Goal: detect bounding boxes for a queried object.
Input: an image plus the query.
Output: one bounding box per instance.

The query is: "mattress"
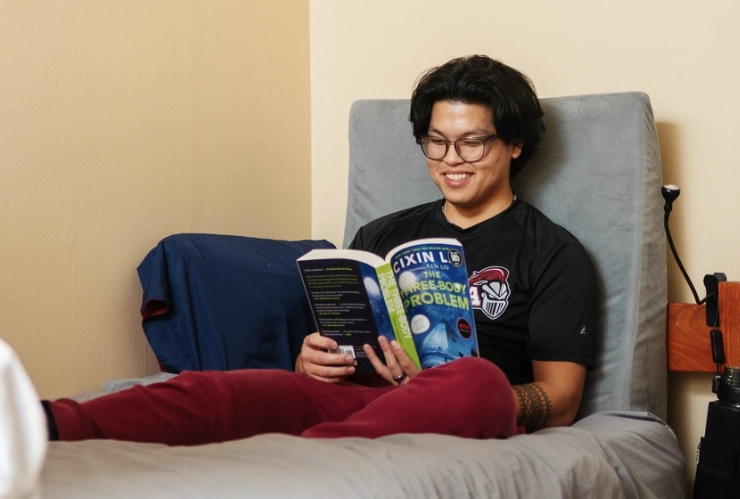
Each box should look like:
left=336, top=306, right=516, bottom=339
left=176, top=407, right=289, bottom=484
left=39, top=411, right=687, bottom=499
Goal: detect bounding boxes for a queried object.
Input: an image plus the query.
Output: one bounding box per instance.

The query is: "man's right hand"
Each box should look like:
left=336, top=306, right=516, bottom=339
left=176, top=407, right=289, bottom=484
left=295, top=332, right=356, bottom=383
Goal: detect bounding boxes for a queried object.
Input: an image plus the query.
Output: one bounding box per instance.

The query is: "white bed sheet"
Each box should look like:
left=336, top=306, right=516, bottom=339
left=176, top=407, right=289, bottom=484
left=39, top=411, right=687, bottom=499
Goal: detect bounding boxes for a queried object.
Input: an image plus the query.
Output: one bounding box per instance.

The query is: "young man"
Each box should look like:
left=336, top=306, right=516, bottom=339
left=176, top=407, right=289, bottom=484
left=44, top=55, right=596, bottom=444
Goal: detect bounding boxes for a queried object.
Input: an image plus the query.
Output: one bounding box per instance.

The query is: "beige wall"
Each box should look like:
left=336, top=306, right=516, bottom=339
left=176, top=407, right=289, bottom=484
left=310, top=0, right=740, bottom=485
left=0, top=0, right=311, bottom=398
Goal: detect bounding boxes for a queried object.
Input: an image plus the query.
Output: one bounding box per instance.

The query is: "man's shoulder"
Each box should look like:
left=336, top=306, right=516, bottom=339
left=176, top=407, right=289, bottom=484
left=514, top=201, right=583, bottom=248
left=511, top=201, right=595, bottom=286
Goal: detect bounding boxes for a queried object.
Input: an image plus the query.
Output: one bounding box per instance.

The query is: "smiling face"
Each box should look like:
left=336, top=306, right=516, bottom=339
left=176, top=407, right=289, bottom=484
left=426, top=100, right=522, bottom=228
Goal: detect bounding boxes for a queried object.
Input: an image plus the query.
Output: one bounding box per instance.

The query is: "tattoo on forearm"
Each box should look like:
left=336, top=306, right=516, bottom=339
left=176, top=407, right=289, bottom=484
left=514, top=383, right=552, bottom=431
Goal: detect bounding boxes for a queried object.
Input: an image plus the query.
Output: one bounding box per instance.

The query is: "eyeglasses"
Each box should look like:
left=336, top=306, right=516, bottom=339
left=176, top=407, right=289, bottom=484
left=419, top=134, right=498, bottom=162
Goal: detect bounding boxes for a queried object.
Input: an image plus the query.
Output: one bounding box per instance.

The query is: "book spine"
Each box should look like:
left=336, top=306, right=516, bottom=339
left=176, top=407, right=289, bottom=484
left=376, top=262, right=421, bottom=370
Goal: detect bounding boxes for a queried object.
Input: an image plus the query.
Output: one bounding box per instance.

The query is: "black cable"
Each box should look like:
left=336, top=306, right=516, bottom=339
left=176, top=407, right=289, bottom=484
left=664, top=216, right=703, bottom=305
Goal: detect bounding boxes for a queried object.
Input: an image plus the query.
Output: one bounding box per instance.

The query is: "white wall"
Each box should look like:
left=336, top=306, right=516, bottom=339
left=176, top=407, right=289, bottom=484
left=310, top=0, right=740, bottom=485
left=0, top=0, right=311, bottom=398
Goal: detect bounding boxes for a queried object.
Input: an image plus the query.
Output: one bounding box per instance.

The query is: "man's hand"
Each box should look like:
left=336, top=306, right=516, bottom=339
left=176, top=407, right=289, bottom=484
left=363, top=336, right=421, bottom=386
left=295, top=332, right=356, bottom=383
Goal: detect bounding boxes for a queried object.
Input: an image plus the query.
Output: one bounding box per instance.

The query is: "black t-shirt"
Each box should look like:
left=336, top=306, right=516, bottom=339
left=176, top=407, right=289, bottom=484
left=349, top=198, right=597, bottom=385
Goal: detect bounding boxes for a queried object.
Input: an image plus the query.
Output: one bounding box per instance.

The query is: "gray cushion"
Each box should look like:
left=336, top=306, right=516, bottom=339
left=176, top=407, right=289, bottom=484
left=344, top=93, right=667, bottom=420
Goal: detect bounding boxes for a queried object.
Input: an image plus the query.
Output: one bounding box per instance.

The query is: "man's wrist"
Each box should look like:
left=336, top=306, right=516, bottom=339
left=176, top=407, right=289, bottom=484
left=513, top=383, right=552, bottom=431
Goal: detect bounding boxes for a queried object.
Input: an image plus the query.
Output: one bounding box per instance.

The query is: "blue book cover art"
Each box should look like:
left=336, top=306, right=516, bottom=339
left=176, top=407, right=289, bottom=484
left=388, top=239, right=478, bottom=369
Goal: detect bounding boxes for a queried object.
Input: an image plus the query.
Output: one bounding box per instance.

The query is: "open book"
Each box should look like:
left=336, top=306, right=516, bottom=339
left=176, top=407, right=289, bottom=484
left=297, top=238, right=478, bottom=371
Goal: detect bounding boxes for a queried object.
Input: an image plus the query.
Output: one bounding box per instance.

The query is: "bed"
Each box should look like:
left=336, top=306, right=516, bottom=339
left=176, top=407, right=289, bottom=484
left=9, top=92, right=689, bottom=498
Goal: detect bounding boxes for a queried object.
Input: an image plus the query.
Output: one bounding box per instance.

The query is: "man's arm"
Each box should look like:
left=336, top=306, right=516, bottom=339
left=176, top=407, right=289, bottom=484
left=512, top=360, right=586, bottom=431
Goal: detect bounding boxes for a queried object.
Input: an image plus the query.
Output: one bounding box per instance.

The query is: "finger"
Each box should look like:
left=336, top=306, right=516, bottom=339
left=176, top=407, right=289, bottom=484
left=376, top=337, right=410, bottom=385
left=308, top=350, right=356, bottom=372
left=390, top=340, right=421, bottom=379
left=313, top=364, right=356, bottom=382
left=377, top=336, right=401, bottom=370
left=363, top=344, right=393, bottom=383
left=320, top=350, right=356, bottom=366
left=304, top=357, right=356, bottom=382
left=304, top=332, right=337, bottom=352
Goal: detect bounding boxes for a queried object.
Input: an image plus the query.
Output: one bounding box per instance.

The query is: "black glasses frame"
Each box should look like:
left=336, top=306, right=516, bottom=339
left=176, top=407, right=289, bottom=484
left=419, top=134, right=498, bottom=162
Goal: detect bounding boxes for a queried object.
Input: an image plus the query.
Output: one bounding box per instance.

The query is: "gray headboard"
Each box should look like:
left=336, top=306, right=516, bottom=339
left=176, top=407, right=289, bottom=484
left=344, top=93, right=667, bottom=420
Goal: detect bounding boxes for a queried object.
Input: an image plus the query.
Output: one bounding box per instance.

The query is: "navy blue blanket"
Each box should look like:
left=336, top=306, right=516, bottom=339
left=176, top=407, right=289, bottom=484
left=137, top=234, right=335, bottom=373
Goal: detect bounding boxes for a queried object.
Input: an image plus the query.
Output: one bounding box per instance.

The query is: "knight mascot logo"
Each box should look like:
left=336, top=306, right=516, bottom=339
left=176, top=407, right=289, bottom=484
left=469, top=266, right=511, bottom=320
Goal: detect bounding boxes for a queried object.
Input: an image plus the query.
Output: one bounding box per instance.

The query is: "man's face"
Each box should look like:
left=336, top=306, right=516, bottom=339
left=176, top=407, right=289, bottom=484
left=425, top=100, right=522, bottom=221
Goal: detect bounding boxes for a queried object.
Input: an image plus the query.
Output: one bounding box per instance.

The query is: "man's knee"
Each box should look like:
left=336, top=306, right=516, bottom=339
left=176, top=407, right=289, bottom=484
left=414, top=357, right=517, bottom=438
left=445, top=357, right=510, bottom=389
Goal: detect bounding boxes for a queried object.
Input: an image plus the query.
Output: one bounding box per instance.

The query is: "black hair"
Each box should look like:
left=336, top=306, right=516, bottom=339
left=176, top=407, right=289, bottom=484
left=409, top=55, right=545, bottom=177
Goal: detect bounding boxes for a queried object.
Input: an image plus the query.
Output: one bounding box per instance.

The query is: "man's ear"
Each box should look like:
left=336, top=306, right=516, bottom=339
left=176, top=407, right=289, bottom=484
left=510, top=142, right=523, bottom=159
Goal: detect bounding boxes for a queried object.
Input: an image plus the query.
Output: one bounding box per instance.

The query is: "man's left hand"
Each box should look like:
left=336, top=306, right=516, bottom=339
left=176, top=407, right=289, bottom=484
left=363, top=336, right=421, bottom=386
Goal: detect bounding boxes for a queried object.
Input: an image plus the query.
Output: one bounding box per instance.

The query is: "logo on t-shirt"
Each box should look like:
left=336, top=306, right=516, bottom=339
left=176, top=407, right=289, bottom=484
left=469, top=266, right=511, bottom=320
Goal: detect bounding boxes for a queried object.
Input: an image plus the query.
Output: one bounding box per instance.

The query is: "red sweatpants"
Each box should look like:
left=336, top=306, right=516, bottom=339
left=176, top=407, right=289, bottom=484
left=48, top=357, right=517, bottom=446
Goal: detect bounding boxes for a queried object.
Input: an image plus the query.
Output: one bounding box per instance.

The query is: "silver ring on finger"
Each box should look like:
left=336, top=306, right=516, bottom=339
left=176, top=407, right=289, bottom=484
left=392, top=372, right=407, bottom=383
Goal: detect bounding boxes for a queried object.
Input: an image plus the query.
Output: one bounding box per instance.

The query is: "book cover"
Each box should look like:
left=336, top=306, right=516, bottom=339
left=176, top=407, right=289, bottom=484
left=387, top=239, right=478, bottom=369
left=297, top=238, right=477, bottom=372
